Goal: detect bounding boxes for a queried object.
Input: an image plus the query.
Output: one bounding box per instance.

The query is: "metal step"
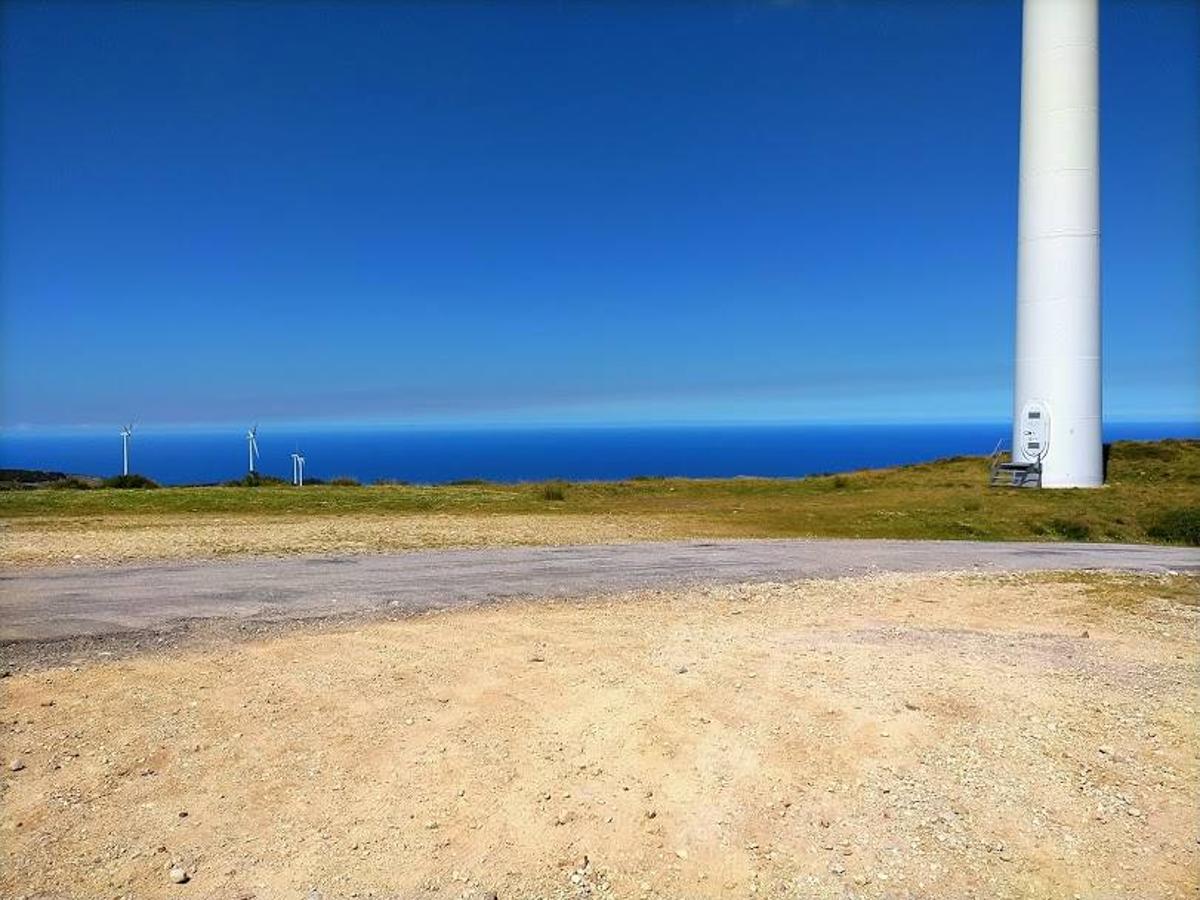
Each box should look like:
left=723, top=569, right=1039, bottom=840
left=987, top=445, right=1042, bottom=488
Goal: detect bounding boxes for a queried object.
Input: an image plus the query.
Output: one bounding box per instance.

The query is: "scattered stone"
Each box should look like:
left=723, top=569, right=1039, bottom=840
left=904, top=700, right=920, bottom=711
left=529, top=654, right=546, bottom=663
left=830, top=862, right=845, bottom=876
left=169, top=866, right=189, bottom=884
left=307, top=891, right=324, bottom=900
left=645, top=809, right=657, bottom=819
left=675, top=848, right=688, bottom=860
left=675, top=665, right=688, bottom=674
left=1081, top=630, right=1089, bottom=638
left=1098, top=745, right=1114, bottom=755
left=8, top=759, right=25, bottom=772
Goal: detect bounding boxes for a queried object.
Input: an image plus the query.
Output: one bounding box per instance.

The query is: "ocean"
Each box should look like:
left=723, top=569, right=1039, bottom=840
left=1, top=422, right=1195, bottom=486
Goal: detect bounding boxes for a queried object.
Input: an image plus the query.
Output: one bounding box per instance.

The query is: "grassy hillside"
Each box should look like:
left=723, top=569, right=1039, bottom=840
left=1, top=439, right=1197, bottom=546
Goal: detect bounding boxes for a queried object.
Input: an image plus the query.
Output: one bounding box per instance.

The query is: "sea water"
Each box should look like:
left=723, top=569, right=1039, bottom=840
left=1, top=422, right=1194, bottom=486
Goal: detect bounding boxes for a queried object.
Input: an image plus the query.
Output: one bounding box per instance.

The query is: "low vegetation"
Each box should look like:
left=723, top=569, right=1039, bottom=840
left=222, top=473, right=288, bottom=488
left=541, top=482, right=567, bottom=502
left=100, top=474, right=159, bottom=490
left=1, top=440, right=1197, bottom=549
left=1146, top=506, right=1200, bottom=547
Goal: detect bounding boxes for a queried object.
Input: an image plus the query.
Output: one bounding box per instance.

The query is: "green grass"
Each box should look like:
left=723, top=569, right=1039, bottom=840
left=2, top=439, right=1198, bottom=546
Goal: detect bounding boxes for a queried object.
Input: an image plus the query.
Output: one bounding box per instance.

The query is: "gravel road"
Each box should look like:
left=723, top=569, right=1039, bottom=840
left=2, top=538, right=1195, bottom=644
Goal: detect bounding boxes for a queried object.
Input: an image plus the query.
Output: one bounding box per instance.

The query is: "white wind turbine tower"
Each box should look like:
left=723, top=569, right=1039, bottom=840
left=291, top=449, right=306, bottom=486
left=1012, top=0, right=1102, bottom=487
left=246, top=425, right=260, bottom=474
left=119, top=423, right=134, bottom=476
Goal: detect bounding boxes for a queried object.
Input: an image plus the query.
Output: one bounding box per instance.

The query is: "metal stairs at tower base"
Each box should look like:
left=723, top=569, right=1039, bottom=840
left=988, top=441, right=1042, bottom=489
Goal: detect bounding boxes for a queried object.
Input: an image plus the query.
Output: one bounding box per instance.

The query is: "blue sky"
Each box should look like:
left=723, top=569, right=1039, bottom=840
left=2, top=0, right=1197, bottom=430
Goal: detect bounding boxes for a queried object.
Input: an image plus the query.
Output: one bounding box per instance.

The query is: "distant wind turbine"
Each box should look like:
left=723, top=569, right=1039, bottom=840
left=291, top=450, right=306, bottom=487
left=119, top=423, right=134, bottom=476
left=247, top=425, right=260, bottom=474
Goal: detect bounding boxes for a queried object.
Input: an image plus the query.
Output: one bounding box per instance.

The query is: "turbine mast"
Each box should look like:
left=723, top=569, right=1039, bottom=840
left=1013, top=0, right=1102, bottom=487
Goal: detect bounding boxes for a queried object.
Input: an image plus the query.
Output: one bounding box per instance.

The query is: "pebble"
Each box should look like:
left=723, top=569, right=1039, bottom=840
left=676, top=665, right=688, bottom=674
left=8, top=759, right=25, bottom=772
left=169, top=866, right=189, bottom=884
left=675, top=848, right=688, bottom=860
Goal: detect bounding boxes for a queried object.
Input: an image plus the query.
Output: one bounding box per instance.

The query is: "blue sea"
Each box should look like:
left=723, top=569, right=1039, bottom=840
left=1, top=423, right=1195, bottom=486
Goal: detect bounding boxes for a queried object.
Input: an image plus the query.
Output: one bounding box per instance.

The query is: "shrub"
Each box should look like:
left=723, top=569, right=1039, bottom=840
left=1046, top=517, right=1091, bottom=542
left=541, top=483, right=566, bottom=502
left=102, top=473, right=160, bottom=489
left=223, top=473, right=286, bottom=487
left=831, top=475, right=850, bottom=490
left=1146, top=507, right=1200, bottom=546
left=374, top=478, right=410, bottom=486
left=1, top=468, right=69, bottom=484
left=329, top=476, right=361, bottom=487
left=49, top=477, right=94, bottom=490
left=447, top=478, right=489, bottom=486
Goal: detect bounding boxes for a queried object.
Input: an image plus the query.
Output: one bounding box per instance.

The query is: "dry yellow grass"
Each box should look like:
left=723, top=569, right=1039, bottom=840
left=3, top=441, right=1198, bottom=567
left=0, top=512, right=689, bottom=567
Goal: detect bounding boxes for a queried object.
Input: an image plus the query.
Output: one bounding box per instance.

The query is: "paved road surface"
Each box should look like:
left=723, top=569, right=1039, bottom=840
left=2, top=539, right=1196, bottom=644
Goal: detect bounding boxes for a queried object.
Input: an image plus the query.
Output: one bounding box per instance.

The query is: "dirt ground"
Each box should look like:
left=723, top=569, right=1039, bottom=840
left=0, top=514, right=686, bottom=568
left=1, top=572, right=1197, bottom=900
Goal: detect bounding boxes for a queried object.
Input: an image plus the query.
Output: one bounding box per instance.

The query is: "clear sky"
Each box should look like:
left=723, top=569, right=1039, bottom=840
left=2, top=0, right=1197, bottom=430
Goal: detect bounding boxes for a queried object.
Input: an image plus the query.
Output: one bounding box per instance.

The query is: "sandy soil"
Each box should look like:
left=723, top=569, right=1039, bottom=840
left=1, top=572, right=1197, bottom=900
left=0, top=514, right=685, bottom=568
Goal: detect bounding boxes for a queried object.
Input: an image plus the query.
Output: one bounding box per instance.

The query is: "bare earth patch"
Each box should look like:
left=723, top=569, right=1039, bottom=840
left=0, top=513, right=686, bottom=567
left=1, top=572, right=1197, bottom=899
